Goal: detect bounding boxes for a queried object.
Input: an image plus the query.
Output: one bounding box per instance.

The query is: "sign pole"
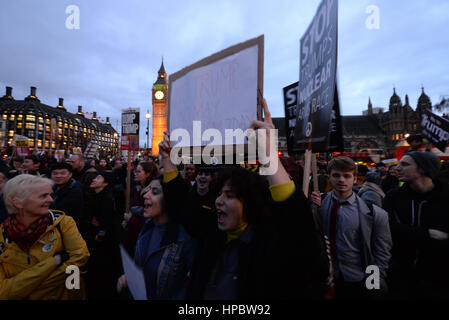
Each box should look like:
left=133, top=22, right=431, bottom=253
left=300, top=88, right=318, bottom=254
left=125, top=150, right=131, bottom=213
left=311, top=153, right=319, bottom=193
left=302, top=149, right=312, bottom=196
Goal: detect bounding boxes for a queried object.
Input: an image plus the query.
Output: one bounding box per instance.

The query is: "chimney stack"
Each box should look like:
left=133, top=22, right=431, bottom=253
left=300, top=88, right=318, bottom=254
left=1, top=86, right=14, bottom=100
left=77, top=105, right=84, bottom=117
left=57, top=98, right=66, bottom=110
left=25, top=86, right=40, bottom=101
left=106, top=117, right=110, bottom=125
left=93, top=112, right=97, bottom=120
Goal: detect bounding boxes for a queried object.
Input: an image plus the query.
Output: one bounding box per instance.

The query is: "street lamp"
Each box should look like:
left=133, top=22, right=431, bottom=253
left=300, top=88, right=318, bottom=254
left=145, top=110, right=151, bottom=151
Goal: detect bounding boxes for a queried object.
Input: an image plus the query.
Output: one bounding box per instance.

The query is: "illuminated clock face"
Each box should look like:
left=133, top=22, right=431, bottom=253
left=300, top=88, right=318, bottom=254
left=155, top=90, right=164, bottom=100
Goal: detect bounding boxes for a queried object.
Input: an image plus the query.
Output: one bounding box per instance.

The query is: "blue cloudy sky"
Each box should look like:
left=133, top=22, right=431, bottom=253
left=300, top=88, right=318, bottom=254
left=1, top=0, right=448, bottom=146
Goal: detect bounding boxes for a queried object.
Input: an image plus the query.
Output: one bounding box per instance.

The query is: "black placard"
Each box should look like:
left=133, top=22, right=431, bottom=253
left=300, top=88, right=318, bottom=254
left=420, top=109, right=449, bottom=152
left=293, top=0, right=338, bottom=152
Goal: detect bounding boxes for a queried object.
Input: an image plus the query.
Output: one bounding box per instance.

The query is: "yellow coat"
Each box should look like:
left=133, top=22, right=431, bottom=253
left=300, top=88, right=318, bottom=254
left=0, top=210, right=90, bottom=300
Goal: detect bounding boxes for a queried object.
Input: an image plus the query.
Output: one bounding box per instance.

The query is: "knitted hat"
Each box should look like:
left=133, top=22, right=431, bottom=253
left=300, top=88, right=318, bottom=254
left=97, top=171, right=115, bottom=185
left=406, top=151, right=441, bottom=180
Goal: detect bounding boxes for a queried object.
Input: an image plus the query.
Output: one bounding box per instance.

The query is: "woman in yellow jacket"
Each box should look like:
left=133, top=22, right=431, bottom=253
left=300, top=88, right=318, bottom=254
left=0, top=174, right=89, bottom=300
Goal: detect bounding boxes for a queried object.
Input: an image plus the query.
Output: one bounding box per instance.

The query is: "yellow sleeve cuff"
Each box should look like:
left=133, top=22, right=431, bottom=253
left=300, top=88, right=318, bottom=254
left=163, top=169, right=179, bottom=183
left=269, top=181, right=296, bottom=202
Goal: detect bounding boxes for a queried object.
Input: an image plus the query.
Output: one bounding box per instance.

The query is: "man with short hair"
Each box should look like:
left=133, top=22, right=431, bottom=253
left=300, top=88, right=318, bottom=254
left=189, top=166, right=216, bottom=214
left=67, top=154, right=89, bottom=181
left=383, top=151, right=449, bottom=298
left=49, top=162, right=84, bottom=231
left=21, top=155, right=40, bottom=175
left=406, top=134, right=424, bottom=152
left=184, top=164, right=197, bottom=191
left=375, top=162, right=387, bottom=178
left=320, top=156, right=392, bottom=299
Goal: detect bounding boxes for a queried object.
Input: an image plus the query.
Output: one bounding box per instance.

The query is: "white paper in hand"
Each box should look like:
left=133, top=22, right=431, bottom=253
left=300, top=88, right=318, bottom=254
left=120, top=245, right=148, bottom=300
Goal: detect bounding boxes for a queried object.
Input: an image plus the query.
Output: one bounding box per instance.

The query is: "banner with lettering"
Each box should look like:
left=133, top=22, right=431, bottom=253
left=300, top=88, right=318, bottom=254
left=293, top=0, right=339, bottom=152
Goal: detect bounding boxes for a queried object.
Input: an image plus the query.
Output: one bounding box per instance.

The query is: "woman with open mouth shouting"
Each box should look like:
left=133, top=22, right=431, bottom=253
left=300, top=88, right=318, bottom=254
left=157, top=99, right=330, bottom=300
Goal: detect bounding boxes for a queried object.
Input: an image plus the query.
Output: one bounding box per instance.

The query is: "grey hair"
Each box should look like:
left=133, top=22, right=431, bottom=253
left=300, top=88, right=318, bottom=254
left=3, top=174, right=54, bottom=215
left=71, top=154, right=85, bottom=161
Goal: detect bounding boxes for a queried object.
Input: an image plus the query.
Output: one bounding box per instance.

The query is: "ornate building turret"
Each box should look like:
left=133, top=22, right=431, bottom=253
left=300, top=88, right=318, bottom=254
left=389, top=88, right=402, bottom=113
left=367, top=97, right=373, bottom=115
left=416, top=87, right=432, bottom=117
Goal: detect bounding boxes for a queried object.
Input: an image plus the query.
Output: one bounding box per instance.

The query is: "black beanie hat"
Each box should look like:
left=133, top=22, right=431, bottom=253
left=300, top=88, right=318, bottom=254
left=98, top=171, right=115, bottom=186
left=406, top=151, right=441, bottom=180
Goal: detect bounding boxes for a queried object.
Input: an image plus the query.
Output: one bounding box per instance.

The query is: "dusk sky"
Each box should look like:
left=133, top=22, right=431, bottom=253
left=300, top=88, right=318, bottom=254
left=1, top=0, right=448, bottom=146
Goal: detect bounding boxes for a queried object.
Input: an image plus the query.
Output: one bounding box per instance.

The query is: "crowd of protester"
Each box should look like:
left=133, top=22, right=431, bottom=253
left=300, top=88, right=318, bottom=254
left=0, top=101, right=448, bottom=300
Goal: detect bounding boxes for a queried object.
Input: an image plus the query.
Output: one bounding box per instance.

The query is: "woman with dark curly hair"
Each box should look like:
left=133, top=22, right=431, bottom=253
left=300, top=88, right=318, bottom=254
left=158, top=99, right=329, bottom=300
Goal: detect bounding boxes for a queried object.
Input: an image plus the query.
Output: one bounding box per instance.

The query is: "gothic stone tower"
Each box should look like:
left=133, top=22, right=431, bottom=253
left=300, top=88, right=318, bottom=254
left=151, top=59, right=168, bottom=156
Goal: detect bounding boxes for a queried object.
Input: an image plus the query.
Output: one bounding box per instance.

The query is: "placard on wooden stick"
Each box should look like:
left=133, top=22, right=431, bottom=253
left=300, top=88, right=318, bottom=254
left=168, top=35, right=264, bottom=163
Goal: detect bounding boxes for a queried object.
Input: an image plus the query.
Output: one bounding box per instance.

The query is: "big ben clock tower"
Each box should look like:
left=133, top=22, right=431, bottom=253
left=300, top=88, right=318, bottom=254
left=151, top=59, right=168, bottom=156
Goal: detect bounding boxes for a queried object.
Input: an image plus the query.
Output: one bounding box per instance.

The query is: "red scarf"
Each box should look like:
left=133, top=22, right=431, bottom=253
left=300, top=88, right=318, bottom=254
left=3, top=214, right=50, bottom=252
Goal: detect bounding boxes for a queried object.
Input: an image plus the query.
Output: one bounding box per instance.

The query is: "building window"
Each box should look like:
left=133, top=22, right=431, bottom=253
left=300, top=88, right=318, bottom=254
left=8, top=130, right=14, bottom=137
left=46, top=126, right=50, bottom=132
left=38, top=117, right=43, bottom=123
left=17, top=122, right=23, bottom=129
left=18, top=114, right=23, bottom=121
left=58, top=128, right=62, bottom=135
left=38, top=140, right=42, bottom=147
left=46, top=118, right=51, bottom=125
left=9, top=114, right=15, bottom=121
left=2, top=114, right=7, bottom=120
left=26, top=115, right=35, bottom=122
left=26, top=123, right=35, bottom=130
left=38, top=124, right=44, bottom=131
left=45, top=141, right=49, bottom=148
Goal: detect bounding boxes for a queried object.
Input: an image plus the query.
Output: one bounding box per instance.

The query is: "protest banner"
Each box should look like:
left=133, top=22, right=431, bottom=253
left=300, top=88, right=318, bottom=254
left=283, top=81, right=299, bottom=155
left=292, top=0, right=339, bottom=194
left=121, top=108, right=140, bottom=151
left=55, top=149, right=65, bottom=161
left=16, top=147, right=30, bottom=157
left=122, top=108, right=140, bottom=212
left=0, top=120, right=6, bottom=147
left=168, top=35, right=264, bottom=164
left=84, top=140, right=99, bottom=159
left=119, top=245, right=147, bottom=300
left=294, top=0, right=339, bottom=153
left=327, top=83, right=344, bottom=152
left=420, top=109, right=449, bottom=152
left=73, top=147, right=82, bottom=155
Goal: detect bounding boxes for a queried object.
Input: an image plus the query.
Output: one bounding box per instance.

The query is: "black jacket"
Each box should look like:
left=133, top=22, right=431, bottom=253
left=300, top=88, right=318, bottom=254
left=383, top=180, right=449, bottom=289
left=164, top=174, right=329, bottom=300
left=49, top=178, right=84, bottom=227
left=87, top=187, right=117, bottom=243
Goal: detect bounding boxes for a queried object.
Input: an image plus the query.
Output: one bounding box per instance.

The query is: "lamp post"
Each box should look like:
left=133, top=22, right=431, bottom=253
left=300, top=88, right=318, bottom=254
left=145, top=110, right=151, bottom=151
